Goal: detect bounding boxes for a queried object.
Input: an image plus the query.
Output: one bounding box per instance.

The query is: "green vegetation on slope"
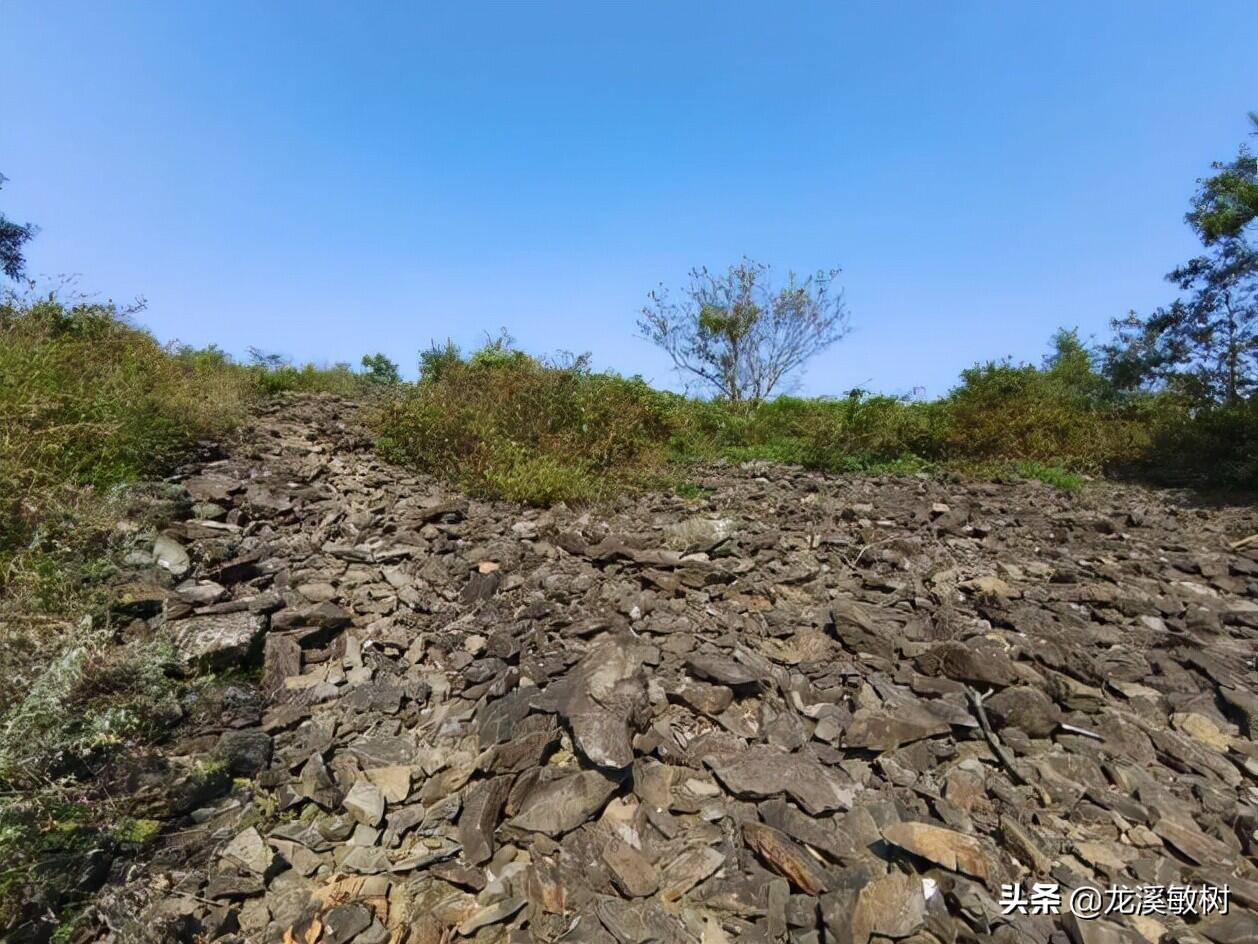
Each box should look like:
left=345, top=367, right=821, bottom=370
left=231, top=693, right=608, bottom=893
left=0, top=295, right=386, bottom=931
left=371, top=341, right=676, bottom=505
left=366, top=327, right=1257, bottom=505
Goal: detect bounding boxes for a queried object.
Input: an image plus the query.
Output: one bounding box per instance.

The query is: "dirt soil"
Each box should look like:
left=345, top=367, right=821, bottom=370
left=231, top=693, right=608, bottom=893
left=62, top=394, right=1258, bottom=943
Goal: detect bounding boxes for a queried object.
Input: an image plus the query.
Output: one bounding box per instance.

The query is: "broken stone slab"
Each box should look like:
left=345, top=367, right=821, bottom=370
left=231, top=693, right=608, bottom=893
left=559, top=634, right=651, bottom=770
left=220, top=827, right=274, bottom=876
left=658, top=844, right=724, bottom=902
left=843, top=704, right=952, bottom=752
left=663, top=516, right=737, bottom=553
left=705, top=746, right=858, bottom=814
left=457, top=896, right=526, bottom=936
left=595, top=896, right=691, bottom=944
left=508, top=769, right=622, bottom=836
left=602, top=837, right=659, bottom=898
left=758, top=798, right=863, bottom=864
left=182, top=473, right=239, bottom=503
left=686, top=654, right=762, bottom=689
left=913, top=641, right=1019, bottom=688
left=743, top=822, right=830, bottom=895
left=458, top=775, right=513, bottom=865
left=343, top=779, right=385, bottom=827
left=983, top=685, right=1060, bottom=738
left=153, top=535, right=191, bottom=577
left=174, top=578, right=228, bottom=605
left=880, top=821, right=999, bottom=883
left=847, top=870, right=927, bottom=944
left=298, top=752, right=343, bottom=809
left=1151, top=816, right=1238, bottom=867
left=214, top=729, right=273, bottom=777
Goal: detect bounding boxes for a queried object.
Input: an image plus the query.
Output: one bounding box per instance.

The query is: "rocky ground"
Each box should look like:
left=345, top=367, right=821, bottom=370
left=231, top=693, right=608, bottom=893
left=60, top=394, right=1258, bottom=943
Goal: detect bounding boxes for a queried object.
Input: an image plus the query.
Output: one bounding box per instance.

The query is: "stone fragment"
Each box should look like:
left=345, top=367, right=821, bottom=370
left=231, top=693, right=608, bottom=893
left=984, top=685, right=1060, bottom=738
left=170, top=611, right=267, bottom=671
left=458, top=775, right=512, bottom=865
left=686, top=654, right=761, bottom=688
left=343, top=780, right=386, bottom=827
left=706, top=746, right=857, bottom=814
left=153, top=535, right=190, bottom=577
left=364, top=765, right=412, bottom=803
left=849, top=871, right=926, bottom=944
left=214, top=729, right=273, bottom=776
left=844, top=705, right=951, bottom=751
left=221, top=827, right=273, bottom=875
left=596, top=896, right=691, bottom=943
left=659, top=845, right=724, bottom=902
left=508, top=770, right=621, bottom=836
left=299, top=752, right=342, bottom=809
left=880, top=821, right=997, bottom=881
left=457, top=897, right=526, bottom=936
left=743, top=822, right=830, bottom=894
left=913, top=641, right=1019, bottom=688
left=560, top=634, right=651, bottom=770
left=602, top=837, right=659, bottom=898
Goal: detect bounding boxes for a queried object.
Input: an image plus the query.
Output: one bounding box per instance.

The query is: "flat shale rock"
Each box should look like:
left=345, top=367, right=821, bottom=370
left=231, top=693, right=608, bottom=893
left=561, top=634, right=651, bottom=769
left=844, top=704, right=952, bottom=751
left=595, top=897, right=690, bottom=944
left=602, top=837, right=659, bottom=898
left=508, top=769, right=621, bottom=836
left=458, top=775, right=512, bottom=864
left=881, top=821, right=999, bottom=882
left=743, top=821, right=830, bottom=894
left=846, top=870, right=926, bottom=944
left=706, top=745, right=857, bottom=813
left=686, top=654, right=761, bottom=689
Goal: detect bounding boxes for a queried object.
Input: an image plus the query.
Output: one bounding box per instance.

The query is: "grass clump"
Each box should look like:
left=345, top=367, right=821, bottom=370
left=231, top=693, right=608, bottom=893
left=1010, top=460, right=1084, bottom=491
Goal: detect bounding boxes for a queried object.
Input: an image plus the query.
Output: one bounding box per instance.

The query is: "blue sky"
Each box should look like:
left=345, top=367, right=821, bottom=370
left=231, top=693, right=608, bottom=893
left=3, top=2, right=1256, bottom=396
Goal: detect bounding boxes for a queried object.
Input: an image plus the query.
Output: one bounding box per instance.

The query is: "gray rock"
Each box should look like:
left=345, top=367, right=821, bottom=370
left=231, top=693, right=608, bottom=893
left=214, top=729, right=272, bottom=776
left=343, top=780, right=386, bottom=827
left=508, top=769, right=621, bottom=836
left=169, top=611, right=267, bottom=671
left=153, top=535, right=190, bottom=577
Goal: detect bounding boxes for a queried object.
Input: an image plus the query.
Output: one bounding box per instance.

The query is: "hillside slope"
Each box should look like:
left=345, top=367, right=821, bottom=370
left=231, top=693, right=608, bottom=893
left=41, top=394, right=1258, bottom=943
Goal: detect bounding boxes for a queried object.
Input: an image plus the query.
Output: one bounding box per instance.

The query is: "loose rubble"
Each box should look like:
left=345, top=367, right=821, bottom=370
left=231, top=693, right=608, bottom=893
left=68, top=394, right=1258, bottom=943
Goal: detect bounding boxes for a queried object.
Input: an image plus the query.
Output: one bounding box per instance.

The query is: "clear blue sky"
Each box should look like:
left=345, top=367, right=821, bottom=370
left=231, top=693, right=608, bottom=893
left=3, top=2, right=1256, bottom=396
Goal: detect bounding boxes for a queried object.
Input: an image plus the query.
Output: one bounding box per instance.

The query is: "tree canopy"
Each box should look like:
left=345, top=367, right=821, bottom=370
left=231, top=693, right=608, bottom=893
left=638, top=260, right=849, bottom=402
left=0, top=175, right=37, bottom=283
left=1104, top=116, right=1258, bottom=403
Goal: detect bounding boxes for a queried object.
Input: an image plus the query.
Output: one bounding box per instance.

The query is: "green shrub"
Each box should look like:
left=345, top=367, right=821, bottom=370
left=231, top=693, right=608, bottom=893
left=1140, top=394, right=1258, bottom=488
left=249, top=361, right=365, bottom=396
left=369, top=344, right=675, bottom=504
left=0, top=298, right=254, bottom=574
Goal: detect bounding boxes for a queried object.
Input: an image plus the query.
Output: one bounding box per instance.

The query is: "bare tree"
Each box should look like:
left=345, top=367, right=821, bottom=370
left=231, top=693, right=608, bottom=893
left=638, top=259, right=849, bottom=402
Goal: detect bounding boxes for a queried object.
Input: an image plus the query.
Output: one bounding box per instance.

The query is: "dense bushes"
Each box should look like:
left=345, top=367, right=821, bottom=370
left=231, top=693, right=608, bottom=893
left=0, top=297, right=378, bottom=607
left=0, top=299, right=254, bottom=602
left=367, top=330, right=1257, bottom=502
left=371, top=345, right=675, bottom=504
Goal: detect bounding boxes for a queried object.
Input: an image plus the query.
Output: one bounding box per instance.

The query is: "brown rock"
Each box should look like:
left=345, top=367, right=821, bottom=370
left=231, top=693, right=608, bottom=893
left=602, top=838, right=659, bottom=898
left=843, top=704, right=952, bottom=751
left=743, top=822, right=830, bottom=895
left=458, top=775, right=513, bottom=864
left=881, top=821, right=998, bottom=882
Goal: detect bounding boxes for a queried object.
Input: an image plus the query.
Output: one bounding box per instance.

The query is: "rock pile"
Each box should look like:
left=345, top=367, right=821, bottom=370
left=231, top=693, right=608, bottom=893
left=85, top=395, right=1258, bottom=943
